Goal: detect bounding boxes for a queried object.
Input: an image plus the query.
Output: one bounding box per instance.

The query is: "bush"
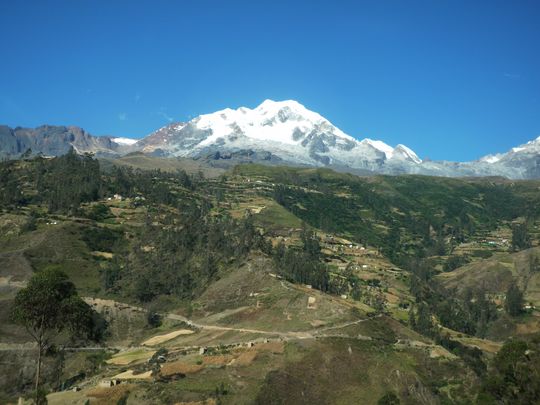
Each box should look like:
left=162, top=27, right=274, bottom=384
left=86, top=203, right=113, bottom=221
left=147, top=311, right=162, bottom=328
left=378, top=391, right=400, bottom=405
left=81, top=226, right=121, bottom=252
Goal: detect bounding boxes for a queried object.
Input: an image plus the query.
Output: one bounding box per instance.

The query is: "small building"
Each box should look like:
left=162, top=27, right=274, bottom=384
left=99, top=379, right=121, bottom=388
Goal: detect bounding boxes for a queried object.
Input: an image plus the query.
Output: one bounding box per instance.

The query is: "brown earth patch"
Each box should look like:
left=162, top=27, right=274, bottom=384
left=256, top=341, right=285, bottom=354
left=232, top=350, right=258, bottom=366
left=160, top=361, right=204, bottom=377
left=202, top=354, right=235, bottom=366
left=86, top=383, right=135, bottom=404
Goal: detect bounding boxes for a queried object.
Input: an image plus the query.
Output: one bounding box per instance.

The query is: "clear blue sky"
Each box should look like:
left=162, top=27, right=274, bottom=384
left=1, top=0, right=539, bottom=161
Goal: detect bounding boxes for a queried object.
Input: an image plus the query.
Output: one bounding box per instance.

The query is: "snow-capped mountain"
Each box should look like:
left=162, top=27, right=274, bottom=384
left=1, top=99, right=539, bottom=179
left=137, top=99, right=423, bottom=172
left=478, top=136, right=540, bottom=178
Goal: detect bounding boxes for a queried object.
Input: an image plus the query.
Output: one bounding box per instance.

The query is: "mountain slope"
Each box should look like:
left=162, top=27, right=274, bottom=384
left=1, top=100, right=539, bottom=179
left=479, top=136, right=540, bottom=178
left=0, top=125, right=134, bottom=158
left=135, top=99, right=537, bottom=178
left=138, top=100, right=424, bottom=172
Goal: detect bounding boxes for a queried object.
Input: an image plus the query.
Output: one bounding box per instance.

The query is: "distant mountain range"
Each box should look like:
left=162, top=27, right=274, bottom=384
left=1, top=100, right=539, bottom=179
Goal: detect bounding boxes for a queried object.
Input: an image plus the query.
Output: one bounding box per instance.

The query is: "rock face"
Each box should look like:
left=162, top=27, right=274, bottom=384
left=1, top=100, right=539, bottom=179
left=0, top=125, right=134, bottom=158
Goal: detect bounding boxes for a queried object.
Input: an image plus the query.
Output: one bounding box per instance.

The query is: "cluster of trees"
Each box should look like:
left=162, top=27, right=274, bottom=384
left=505, top=282, right=524, bottom=317
left=270, top=171, right=540, bottom=269
left=511, top=223, right=532, bottom=251
left=406, top=255, right=529, bottom=337
left=442, top=254, right=470, bottom=272
left=0, top=161, right=24, bottom=207
left=0, top=149, right=199, bottom=215
left=104, top=165, right=195, bottom=206
left=103, top=208, right=264, bottom=303
left=34, top=149, right=101, bottom=214
left=479, top=337, right=540, bottom=404
left=409, top=301, right=487, bottom=375
left=406, top=256, right=533, bottom=383
left=272, top=225, right=330, bottom=291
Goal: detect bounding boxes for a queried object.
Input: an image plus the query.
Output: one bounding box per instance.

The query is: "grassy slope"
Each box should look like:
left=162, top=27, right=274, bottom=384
left=436, top=246, right=540, bottom=340
left=100, top=154, right=225, bottom=178
left=4, top=161, right=540, bottom=403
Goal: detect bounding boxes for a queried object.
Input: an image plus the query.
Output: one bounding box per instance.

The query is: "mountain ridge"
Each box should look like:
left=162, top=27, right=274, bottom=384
left=1, top=100, right=538, bottom=179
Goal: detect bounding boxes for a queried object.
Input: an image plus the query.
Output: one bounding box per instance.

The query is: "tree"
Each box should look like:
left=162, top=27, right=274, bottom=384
left=511, top=223, right=531, bottom=252
left=147, top=310, right=162, bottom=328
left=300, top=223, right=321, bottom=259
left=529, top=252, right=540, bottom=273
left=378, top=391, right=400, bottom=405
left=10, top=268, right=100, bottom=404
left=505, top=282, right=524, bottom=317
left=414, top=303, right=434, bottom=336
left=480, top=338, right=540, bottom=404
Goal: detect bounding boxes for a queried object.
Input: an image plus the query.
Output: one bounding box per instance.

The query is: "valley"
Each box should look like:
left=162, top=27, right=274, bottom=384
left=1, top=152, right=540, bottom=404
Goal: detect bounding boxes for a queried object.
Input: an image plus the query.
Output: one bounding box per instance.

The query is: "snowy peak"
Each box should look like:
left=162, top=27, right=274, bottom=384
left=139, top=99, right=423, bottom=169
left=361, top=139, right=395, bottom=158
left=479, top=136, right=540, bottom=164
left=191, top=99, right=355, bottom=147
left=255, top=99, right=329, bottom=127
left=393, top=144, right=422, bottom=164
left=359, top=139, right=422, bottom=163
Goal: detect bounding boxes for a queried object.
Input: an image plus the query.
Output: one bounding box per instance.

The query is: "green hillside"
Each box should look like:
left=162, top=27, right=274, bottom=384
left=1, top=155, right=539, bottom=404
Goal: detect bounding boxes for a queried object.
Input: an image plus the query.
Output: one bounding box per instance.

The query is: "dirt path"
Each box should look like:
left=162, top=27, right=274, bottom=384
left=165, top=313, right=313, bottom=339
left=166, top=310, right=382, bottom=341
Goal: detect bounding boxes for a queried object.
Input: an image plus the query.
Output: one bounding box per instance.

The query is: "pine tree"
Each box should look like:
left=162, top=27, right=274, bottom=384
left=505, top=282, right=524, bottom=317
left=511, top=223, right=531, bottom=251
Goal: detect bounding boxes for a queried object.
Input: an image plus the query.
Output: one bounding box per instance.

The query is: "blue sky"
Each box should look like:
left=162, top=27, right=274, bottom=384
left=1, top=0, right=539, bottom=161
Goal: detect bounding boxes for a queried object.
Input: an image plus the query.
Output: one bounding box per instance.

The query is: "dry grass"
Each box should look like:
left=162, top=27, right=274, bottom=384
left=142, top=329, right=195, bottom=346
left=106, top=349, right=155, bottom=365
left=112, top=369, right=153, bottom=380
left=454, top=336, right=503, bottom=354
left=231, top=350, right=258, bottom=366
left=429, top=346, right=457, bottom=359
left=86, top=384, right=135, bottom=404
left=201, top=354, right=235, bottom=366
left=91, top=251, right=114, bottom=259
left=256, top=341, right=285, bottom=354
left=174, top=399, right=217, bottom=405
left=160, top=360, right=204, bottom=377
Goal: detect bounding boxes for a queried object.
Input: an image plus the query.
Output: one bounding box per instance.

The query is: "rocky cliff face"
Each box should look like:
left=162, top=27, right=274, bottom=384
left=0, top=125, right=133, bottom=158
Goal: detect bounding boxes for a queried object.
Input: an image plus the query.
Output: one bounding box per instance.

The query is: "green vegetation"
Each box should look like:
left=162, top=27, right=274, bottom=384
left=236, top=164, right=540, bottom=266
left=505, top=282, right=524, bottom=317
left=512, top=222, right=532, bottom=251
left=272, top=225, right=330, bottom=291
left=479, top=338, right=540, bottom=404
left=10, top=268, right=102, bottom=404
left=1, top=157, right=540, bottom=404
